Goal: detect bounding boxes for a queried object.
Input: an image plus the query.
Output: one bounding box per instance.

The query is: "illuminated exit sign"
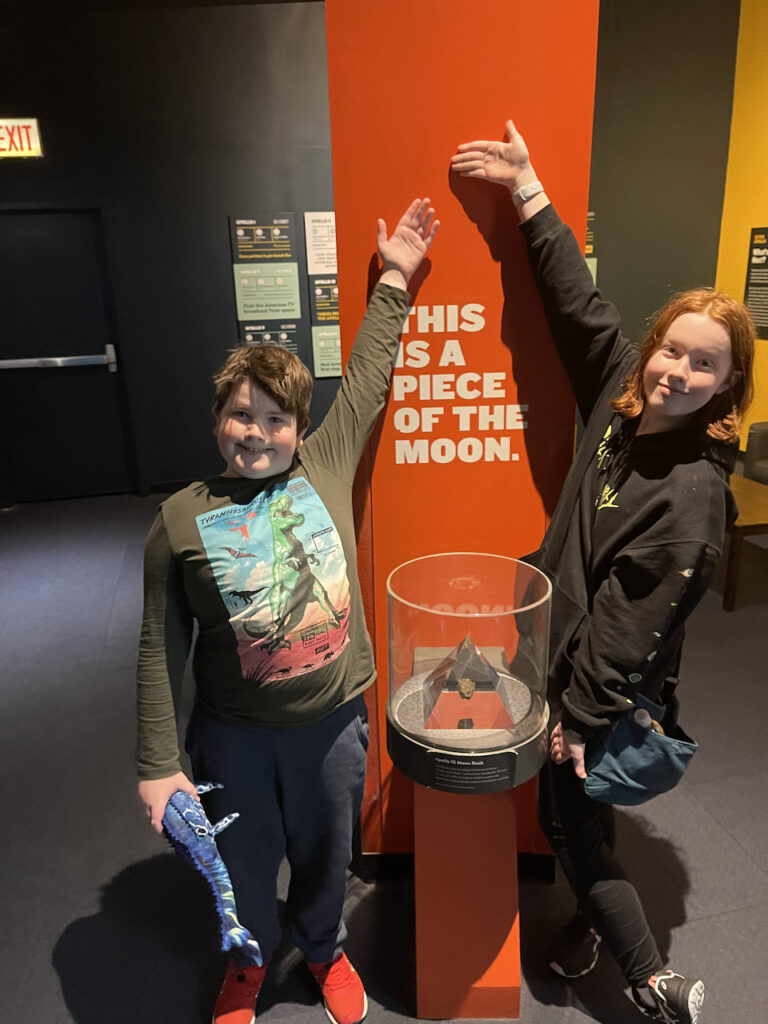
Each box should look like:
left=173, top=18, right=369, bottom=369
left=0, top=118, right=43, bottom=158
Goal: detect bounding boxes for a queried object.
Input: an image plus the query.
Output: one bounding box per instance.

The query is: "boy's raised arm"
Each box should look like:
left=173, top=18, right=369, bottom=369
left=301, top=197, right=439, bottom=475
left=377, top=197, right=439, bottom=291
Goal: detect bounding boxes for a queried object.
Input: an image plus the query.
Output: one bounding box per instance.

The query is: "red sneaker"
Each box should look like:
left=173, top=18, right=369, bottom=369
left=307, top=953, right=368, bottom=1024
left=212, top=960, right=268, bottom=1024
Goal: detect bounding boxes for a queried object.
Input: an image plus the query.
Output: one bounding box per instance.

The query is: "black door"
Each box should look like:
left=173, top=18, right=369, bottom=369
left=0, top=208, right=135, bottom=503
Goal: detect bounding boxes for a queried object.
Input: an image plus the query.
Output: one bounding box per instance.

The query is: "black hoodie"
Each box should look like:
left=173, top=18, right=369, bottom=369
left=520, top=205, right=737, bottom=744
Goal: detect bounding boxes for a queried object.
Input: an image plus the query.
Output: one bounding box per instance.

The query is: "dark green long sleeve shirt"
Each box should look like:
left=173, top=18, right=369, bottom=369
left=137, top=283, right=409, bottom=779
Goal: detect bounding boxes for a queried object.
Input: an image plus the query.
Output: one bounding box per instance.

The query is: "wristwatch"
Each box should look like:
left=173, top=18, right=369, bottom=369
left=512, top=181, right=544, bottom=207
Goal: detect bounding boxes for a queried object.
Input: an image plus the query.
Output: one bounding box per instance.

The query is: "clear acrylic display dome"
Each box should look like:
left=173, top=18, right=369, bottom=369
left=386, top=552, right=552, bottom=793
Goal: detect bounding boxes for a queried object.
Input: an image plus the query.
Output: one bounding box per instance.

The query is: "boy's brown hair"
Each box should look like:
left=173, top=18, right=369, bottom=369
left=212, top=344, right=313, bottom=433
left=612, top=287, right=755, bottom=443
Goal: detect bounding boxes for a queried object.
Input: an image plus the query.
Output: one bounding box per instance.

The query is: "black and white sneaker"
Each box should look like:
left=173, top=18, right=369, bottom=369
left=632, top=971, right=705, bottom=1023
left=548, top=914, right=602, bottom=978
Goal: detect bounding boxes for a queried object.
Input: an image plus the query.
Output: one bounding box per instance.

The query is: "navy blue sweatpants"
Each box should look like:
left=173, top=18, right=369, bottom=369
left=185, top=695, right=368, bottom=965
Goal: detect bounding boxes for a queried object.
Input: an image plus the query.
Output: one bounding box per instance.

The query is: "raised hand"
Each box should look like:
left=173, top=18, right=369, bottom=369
left=451, top=118, right=536, bottom=191
left=377, top=197, right=439, bottom=291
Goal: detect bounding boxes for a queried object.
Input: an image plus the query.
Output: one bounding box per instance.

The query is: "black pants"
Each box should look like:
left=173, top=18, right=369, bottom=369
left=538, top=754, right=664, bottom=987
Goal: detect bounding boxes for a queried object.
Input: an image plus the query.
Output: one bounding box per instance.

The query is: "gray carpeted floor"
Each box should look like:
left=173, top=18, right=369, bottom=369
left=1, top=492, right=766, bottom=1023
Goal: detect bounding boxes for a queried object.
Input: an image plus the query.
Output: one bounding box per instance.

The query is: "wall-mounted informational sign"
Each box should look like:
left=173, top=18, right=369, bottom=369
left=311, top=324, right=342, bottom=377
left=305, top=212, right=341, bottom=377
left=232, top=215, right=297, bottom=262
left=239, top=322, right=303, bottom=350
left=304, top=211, right=337, bottom=275
left=233, top=263, right=302, bottom=321
left=0, top=118, right=43, bottom=158
left=309, top=277, right=339, bottom=323
left=230, top=213, right=308, bottom=357
left=745, top=227, right=768, bottom=340
left=585, top=210, right=597, bottom=284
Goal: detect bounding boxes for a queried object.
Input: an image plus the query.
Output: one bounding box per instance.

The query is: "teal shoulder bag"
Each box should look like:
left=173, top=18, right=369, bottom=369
left=583, top=693, right=698, bottom=805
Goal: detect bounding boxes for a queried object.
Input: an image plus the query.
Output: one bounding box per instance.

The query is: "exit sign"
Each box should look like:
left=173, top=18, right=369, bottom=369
left=0, top=118, right=42, bottom=157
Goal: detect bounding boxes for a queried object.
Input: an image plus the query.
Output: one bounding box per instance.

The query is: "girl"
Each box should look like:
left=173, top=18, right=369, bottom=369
left=451, top=120, right=754, bottom=1024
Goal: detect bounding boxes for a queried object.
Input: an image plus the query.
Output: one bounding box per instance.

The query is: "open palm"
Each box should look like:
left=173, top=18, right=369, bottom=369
left=377, top=197, right=439, bottom=285
left=451, top=119, right=532, bottom=187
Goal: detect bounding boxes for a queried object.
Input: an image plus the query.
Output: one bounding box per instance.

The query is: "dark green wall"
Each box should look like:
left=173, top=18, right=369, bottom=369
left=1, top=0, right=744, bottom=492
left=1, top=3, right=334, bottom=490
left=588, top=0, right=741, bottom=343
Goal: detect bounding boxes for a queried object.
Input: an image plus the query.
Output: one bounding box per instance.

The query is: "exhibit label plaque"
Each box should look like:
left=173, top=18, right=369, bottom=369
left=427, top=750, right=518, bottom=793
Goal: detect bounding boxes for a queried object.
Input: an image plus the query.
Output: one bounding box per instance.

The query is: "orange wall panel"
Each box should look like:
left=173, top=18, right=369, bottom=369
left=326, top=0, right=600, bottom=852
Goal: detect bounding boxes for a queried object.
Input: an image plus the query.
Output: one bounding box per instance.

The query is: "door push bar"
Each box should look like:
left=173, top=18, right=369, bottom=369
left=0, top=343, right=117, bottom=372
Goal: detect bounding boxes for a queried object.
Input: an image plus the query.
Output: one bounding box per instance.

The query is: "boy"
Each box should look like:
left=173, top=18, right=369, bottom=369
left=136, top=198, right=438, bottom=1024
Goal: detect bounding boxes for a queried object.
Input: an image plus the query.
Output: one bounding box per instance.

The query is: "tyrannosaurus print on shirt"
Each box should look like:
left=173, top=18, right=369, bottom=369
left=196, top=476, right=350, bottom=683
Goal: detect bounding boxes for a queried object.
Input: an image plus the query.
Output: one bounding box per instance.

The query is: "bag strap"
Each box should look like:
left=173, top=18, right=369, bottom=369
left=660, top=644, right=682, bottom=704
left=660, top=675, right=678, bottom=702
left=658, top=674, right=680, bottom=732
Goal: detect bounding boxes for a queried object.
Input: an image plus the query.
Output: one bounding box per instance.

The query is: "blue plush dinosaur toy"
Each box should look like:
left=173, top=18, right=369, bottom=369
left=162, top=782, right=262, bottom=966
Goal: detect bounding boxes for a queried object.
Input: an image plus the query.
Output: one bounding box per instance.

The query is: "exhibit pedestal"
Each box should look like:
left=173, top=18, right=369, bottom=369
left=414, top=785, right=521, bottom=1019
left=386, top=553, right=551, bottom=1019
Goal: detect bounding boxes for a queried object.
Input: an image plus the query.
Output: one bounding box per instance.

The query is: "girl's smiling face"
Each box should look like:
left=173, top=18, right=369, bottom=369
left=639, top=312, right=738, bottom=434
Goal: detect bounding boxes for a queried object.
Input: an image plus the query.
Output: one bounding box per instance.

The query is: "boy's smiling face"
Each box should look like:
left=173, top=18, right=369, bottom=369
left=214, top=378, right=305, bottom=479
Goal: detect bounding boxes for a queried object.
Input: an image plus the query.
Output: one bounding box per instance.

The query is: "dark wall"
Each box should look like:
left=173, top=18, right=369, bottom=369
left=588, top=0, right=741, bottom=343
left=1, top=2, right=335, bottom=489
left=2, top=0, right=744, bottom=491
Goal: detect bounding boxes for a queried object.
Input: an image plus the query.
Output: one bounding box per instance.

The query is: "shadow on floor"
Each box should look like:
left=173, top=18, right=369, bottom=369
left=52, top=852, right=417, bottom=1024
left=53, top=855, right=225, bottom=1024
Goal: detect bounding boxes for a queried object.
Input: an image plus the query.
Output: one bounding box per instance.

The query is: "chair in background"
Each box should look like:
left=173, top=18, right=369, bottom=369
left=723, top=423, right=768, bottom=609
left=743, top=421, right=768, bottom=484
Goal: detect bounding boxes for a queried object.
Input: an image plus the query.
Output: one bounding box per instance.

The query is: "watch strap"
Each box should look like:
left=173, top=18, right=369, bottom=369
left=512, top=181, right=544, bottom=206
